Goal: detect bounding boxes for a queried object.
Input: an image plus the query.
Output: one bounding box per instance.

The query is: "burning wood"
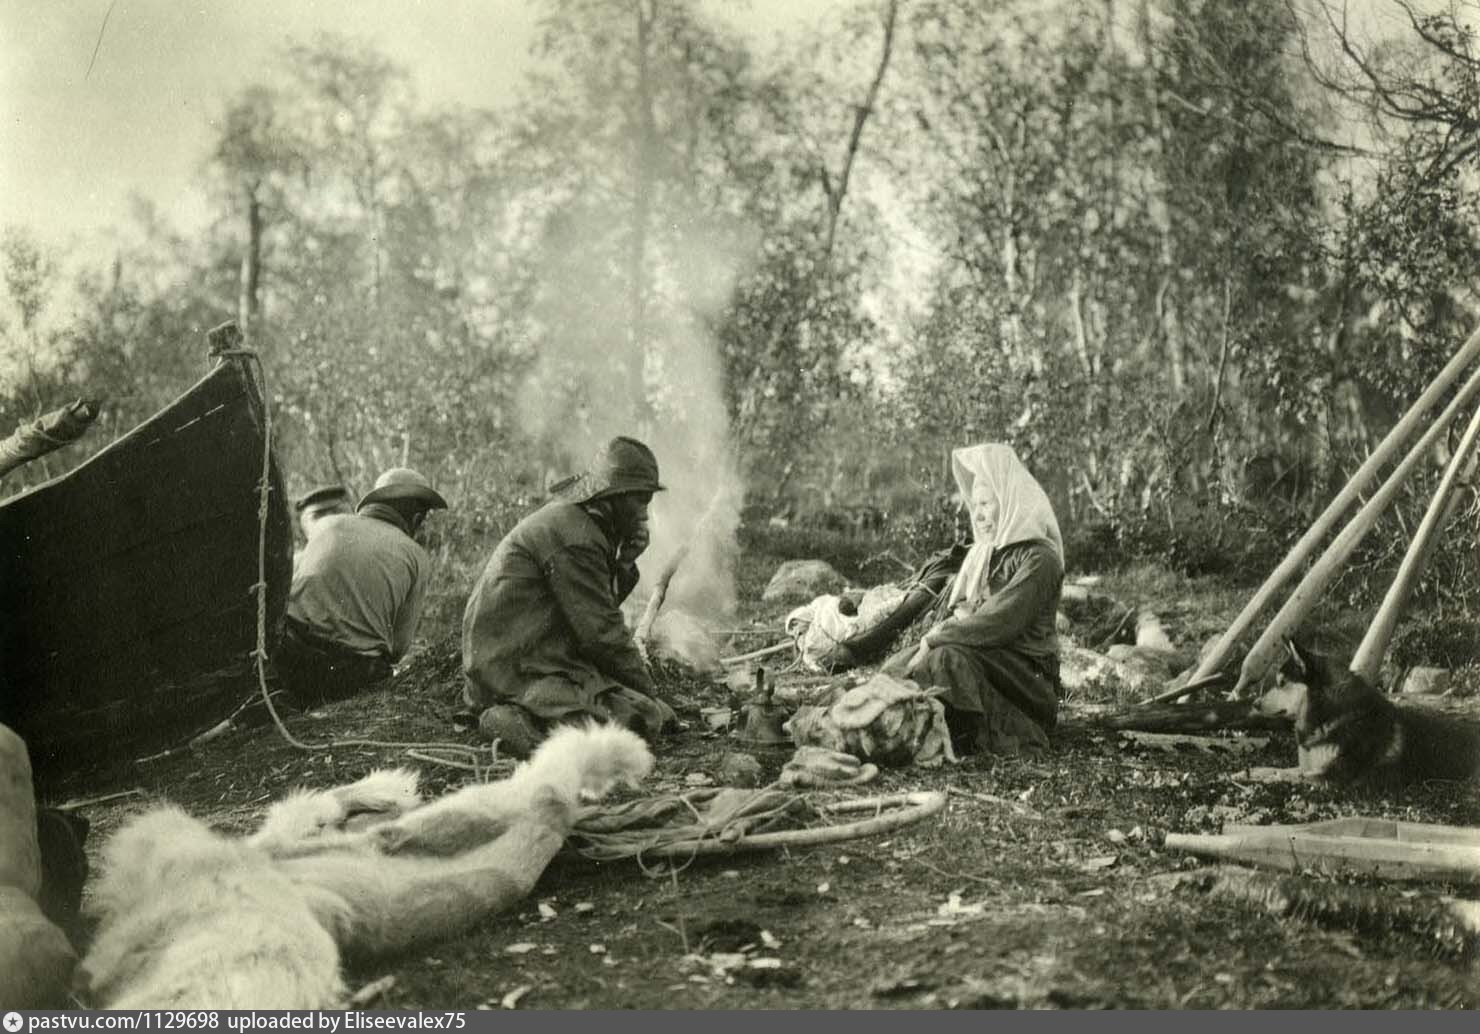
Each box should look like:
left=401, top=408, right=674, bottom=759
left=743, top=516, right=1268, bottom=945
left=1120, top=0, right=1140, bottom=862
left=636, top=485, right=730, bottom=658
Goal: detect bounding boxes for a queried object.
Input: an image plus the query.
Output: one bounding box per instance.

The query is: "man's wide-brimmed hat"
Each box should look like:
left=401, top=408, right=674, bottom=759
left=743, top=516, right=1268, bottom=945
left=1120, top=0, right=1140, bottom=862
left=358, top=467, right=448, bottom=511
left=295, top=484, right=351, bottom=514
left=553, top=436, right=665, bottom=504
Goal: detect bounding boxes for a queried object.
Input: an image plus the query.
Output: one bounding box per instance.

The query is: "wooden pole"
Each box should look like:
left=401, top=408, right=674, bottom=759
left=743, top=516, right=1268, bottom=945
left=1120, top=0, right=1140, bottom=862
left=635, top=484, right=729, bottom=654
left=1350, top=400, right=1480, bottom=683
left=1165, top=819, right=1480, bottom=884
left=1189, top=324, right=1480, bottom=686
left=720, top=641, right=792, bottom=666
left=1233, top=360, right=1480, bottom=693
left=1145, top=670, right=1230, bottom=706
left=635, top=546, right=686, bottom=657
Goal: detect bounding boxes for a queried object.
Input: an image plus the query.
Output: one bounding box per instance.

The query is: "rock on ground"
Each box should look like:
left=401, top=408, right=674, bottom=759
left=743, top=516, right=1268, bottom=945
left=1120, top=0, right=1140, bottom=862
left=1060, top=645, right=1155, bottom=699
left=762, top=559, right=846, bottom=604
left=1105, top=644, right=1182, bottom=683
left=1402, top=666, right=1452, bottom=696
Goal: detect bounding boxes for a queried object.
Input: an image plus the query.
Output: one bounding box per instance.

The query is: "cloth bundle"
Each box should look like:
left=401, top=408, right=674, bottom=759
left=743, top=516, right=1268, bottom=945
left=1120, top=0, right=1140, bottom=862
left=785, top=585, right=909, bottom=672
left=784, top=672, right=958, bottom=768
left=777, top=747, right=879, bottom=788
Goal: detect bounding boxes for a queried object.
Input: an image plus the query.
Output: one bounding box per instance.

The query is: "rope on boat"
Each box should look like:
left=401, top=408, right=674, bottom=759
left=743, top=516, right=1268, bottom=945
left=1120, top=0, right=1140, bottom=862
left=216, top=343, right=500, bottom=781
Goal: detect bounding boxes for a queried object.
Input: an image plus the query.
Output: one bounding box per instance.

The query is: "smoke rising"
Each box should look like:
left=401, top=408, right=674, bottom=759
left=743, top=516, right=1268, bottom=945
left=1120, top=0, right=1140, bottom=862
left=515, top=204, right=751, bottom=621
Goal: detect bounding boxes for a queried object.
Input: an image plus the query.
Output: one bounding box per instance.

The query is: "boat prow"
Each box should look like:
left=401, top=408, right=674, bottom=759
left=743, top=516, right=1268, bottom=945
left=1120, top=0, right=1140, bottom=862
left=0, top=354, right=292, bottom=783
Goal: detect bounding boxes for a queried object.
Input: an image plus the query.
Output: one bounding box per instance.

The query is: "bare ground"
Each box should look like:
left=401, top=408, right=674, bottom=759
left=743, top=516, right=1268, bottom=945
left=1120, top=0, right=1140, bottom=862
left=45, top=554, right=1480, bottom=1011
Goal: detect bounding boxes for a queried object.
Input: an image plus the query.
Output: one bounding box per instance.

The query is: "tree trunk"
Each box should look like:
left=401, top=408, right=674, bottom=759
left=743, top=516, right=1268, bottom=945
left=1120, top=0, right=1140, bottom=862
left=237, top=182, right=263, bottom=343
left=1138, top=0, right=1186, bottom=394
left=627, top=0, right=657, bottom=421
left=822, top=0, right=898, bottom=258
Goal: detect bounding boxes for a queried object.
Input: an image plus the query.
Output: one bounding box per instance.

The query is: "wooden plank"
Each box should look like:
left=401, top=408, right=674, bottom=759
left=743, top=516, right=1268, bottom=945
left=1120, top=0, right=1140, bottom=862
left=1165, top=823, right=1480, bottom=885
left=1230, top=819, right=1480, bottom=849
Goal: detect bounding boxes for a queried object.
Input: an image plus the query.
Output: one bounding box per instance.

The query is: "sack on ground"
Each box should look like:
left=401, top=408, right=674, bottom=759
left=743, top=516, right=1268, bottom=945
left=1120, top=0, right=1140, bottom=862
left=785, top=672, right=957, bottom=768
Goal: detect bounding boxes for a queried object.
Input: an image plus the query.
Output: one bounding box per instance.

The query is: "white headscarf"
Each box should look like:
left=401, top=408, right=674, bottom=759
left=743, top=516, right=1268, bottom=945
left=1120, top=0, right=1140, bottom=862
left=945, top=443, right=1063, bottom=609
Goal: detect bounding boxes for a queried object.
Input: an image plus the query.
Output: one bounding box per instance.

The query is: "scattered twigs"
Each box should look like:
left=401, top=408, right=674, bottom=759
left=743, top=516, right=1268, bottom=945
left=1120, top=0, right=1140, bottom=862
left=719, top=641, right=793, bottom=667
left=916, top=858, right=997, bottom=885
left=1146, top=671, right=1230, bottom=706
left=946, top=785, right=1043, bottom=819
left=55, top=788, right=144, bottom=812
left=1094, top=605, right=1138, bottom=650
left=347, top=976, right=397, bottom=1008
left=1164, top=866, right=1480, bottom=960
left=625, top=791, right=947, bottom=860
left=405, top=749, right=511, bottom=779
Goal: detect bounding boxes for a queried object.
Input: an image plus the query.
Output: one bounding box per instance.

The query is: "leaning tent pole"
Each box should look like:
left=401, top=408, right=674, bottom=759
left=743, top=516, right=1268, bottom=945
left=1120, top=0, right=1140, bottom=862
left=1232, top=358, right=1480, bottom=694
left=1183, top=323, right=1480, bottom=689
left=1349, top=399, right=1480, bottom=683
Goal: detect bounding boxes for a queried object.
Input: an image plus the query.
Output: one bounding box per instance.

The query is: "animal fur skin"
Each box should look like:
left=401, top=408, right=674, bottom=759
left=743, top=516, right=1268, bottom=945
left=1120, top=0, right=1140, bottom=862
left=79, top=723, right=652, bottom=1008
left=245, top=767, right=423, bottom=858
left=1282, top=641, right=1480, bottom=786
left=79, top=807, right=346, bottom=1009
left=365, top=723, right=654, bottom=857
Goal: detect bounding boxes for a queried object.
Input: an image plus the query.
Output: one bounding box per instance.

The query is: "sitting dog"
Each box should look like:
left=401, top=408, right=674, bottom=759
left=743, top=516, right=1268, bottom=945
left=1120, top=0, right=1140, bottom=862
left=1265, top=640, right=1480, bottom=787
left=80, top=723, right=652, bottom=1008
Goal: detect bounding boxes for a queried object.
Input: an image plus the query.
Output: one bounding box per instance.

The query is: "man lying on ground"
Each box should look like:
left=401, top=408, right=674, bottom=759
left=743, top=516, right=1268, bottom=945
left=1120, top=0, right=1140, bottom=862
left=461, top=436, right=677, bottom=758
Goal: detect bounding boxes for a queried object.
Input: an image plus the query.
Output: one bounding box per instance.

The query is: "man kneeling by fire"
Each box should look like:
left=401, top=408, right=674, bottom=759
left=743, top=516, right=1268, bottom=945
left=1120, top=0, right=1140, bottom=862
left=461, top=436, right=677, bottom=758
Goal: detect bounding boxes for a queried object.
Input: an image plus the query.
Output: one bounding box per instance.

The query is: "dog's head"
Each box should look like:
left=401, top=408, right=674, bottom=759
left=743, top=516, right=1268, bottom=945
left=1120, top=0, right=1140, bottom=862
left=538, top=722, right=654, bottom=800
left=576, top=723, right=654, bottom=800
left=1274, top=638, right=1380, bottom=731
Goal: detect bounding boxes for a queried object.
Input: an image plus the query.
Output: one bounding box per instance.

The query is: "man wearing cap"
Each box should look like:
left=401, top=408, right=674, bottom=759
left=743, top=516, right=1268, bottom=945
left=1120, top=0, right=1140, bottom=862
left=462, top=436, right=677, bottom=757
left=292, top=484, right=353, bottom=568
left=277, top=467, right=448, bottom=707
left=296, top=484, right=353, bottom=542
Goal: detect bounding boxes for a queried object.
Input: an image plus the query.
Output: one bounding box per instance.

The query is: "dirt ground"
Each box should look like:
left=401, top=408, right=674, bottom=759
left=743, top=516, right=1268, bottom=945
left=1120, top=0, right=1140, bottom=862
left=46, top=554, right=1480, bottom=1011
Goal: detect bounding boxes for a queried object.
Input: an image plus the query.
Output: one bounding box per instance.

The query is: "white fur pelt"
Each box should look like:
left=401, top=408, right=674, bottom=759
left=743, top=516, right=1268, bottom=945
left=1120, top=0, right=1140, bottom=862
left=79, top=807, right=344, bottom=1009
left=246, top=767, right=422, bottom=858
left=80, top=724, right=653, bottom=1009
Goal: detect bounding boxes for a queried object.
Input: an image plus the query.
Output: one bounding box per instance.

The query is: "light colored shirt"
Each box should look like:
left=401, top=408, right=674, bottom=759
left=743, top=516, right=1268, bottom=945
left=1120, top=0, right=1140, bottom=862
left=287, top=513, right=428, bottom=661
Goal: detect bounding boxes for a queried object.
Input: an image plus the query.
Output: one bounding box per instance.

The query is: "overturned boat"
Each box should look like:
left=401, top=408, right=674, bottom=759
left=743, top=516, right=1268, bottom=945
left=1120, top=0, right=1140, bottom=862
left=0, top=350, right=292, bottom=782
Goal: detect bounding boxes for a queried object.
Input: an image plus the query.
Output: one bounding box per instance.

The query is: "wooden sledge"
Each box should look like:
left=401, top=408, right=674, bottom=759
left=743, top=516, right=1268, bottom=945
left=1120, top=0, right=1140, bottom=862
left=1165, top=817, right=1480, bottom=885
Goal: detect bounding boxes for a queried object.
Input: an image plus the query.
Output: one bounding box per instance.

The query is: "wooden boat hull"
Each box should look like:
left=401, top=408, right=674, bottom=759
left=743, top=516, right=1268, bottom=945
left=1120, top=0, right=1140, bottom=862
left=0, top=357, right=292, bottom=782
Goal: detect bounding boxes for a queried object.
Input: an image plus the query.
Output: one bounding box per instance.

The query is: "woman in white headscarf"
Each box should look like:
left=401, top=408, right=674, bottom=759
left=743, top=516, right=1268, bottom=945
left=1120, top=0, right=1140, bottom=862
left=883, top=443, right=1064, bottom=756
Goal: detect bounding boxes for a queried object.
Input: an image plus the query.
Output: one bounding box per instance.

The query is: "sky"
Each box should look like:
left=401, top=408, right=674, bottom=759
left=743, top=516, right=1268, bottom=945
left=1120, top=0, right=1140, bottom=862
left=0, top=0, right=839, bottom=251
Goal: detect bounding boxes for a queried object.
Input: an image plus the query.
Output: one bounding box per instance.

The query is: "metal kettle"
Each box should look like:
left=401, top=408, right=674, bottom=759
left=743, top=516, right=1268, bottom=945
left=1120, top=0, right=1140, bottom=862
left=736, top=666, right=791, bottom=746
